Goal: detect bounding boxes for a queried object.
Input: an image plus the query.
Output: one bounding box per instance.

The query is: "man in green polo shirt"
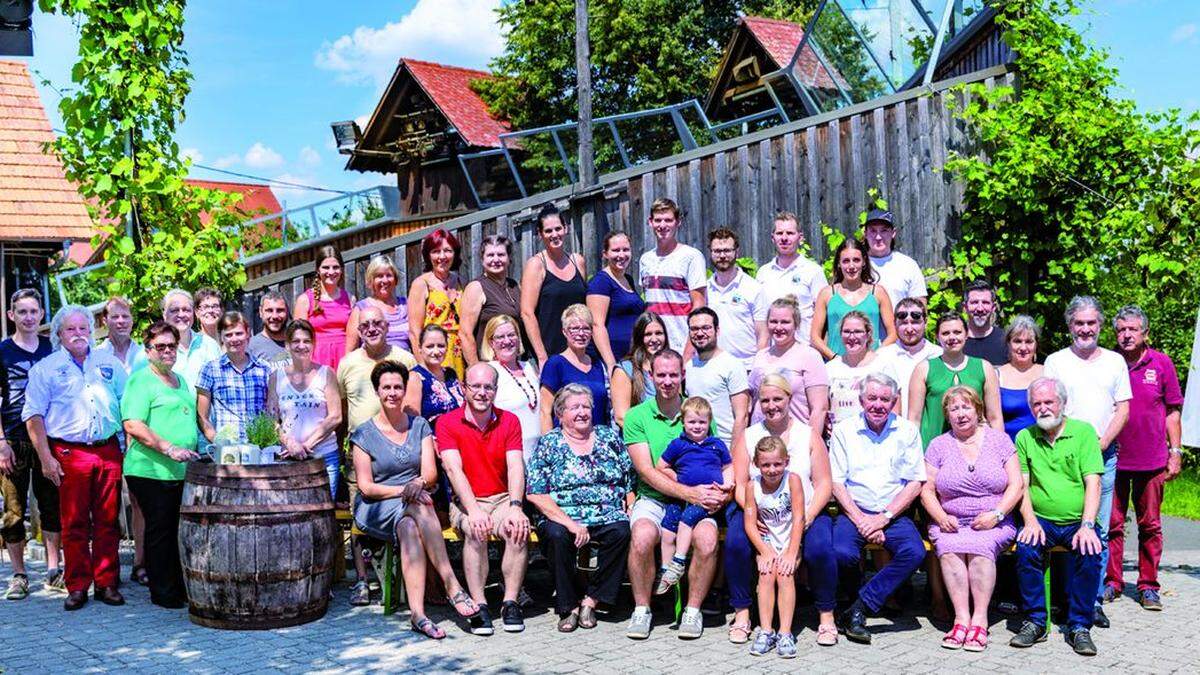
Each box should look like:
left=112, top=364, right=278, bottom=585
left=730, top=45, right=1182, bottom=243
left=1011, top=377, right=1104, bottom=657
left=623, top=349, right=727, bottom=641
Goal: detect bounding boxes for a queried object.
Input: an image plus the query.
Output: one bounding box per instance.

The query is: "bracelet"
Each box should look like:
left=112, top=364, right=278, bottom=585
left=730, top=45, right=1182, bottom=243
left=1168, top=447, right=1183, bottom=456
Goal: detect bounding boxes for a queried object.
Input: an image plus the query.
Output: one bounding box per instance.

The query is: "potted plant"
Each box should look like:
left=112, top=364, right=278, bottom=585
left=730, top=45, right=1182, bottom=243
left=245, top=413, right=282, bottom=464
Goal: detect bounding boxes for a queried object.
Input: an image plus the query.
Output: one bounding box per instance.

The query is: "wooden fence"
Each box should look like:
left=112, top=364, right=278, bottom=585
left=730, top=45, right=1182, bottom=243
left=241, top=65, right=1011, bottom=317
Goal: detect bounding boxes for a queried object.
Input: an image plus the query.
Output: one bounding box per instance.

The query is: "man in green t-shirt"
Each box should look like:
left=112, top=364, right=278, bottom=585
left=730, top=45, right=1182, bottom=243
left=1011, top=377, right=1104, bottom=657
left=622, top=349, right=727, bottom=641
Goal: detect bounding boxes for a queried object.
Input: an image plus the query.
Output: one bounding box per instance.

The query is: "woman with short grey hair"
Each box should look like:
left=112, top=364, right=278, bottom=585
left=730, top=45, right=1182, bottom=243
left=998, top=315, right=1044, bottom=441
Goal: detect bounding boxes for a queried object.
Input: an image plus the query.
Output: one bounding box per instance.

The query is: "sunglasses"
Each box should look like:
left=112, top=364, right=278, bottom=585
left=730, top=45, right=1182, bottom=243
left=896, top=311, right=926, bottom=322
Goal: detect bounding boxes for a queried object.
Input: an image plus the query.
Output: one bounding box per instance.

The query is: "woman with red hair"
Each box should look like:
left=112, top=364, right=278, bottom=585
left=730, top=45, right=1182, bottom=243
left=407, top=229, right=465, bottom=377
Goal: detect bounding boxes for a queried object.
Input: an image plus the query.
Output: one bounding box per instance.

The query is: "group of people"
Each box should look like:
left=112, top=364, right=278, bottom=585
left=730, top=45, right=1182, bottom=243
left=0, top=200, right=1183, bottom=660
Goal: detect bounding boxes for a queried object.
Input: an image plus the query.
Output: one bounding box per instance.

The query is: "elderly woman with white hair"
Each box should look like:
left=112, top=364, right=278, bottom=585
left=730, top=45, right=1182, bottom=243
left=345, top=254, right=411, bottom=354
left=132, top=288, right=220, bottom=387
left=539, top=303, right=611, bottom=432
left=527, top=383, right=634, bottom=632
left=22, top=305, right=129, bottom=611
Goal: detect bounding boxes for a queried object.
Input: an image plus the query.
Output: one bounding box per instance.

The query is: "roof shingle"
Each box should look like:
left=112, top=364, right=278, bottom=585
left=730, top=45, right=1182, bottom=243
left=398, top=59, right=509, bottom=149
left=741, top=16, right=848, bottom=92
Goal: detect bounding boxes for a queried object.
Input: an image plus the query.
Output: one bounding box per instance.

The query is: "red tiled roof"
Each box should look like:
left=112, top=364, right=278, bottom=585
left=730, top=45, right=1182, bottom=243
left=741, top=16, right=847, bottom=91
left=0, top=60, right=93, bottom=242
left=402, top=59, right=509, bottom=148
left=186, top=178, right=283, bottom=221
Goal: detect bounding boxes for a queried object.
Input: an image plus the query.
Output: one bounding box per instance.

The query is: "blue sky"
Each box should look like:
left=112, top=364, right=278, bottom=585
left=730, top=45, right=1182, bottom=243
left=20, top=0, right=1200, bottom=210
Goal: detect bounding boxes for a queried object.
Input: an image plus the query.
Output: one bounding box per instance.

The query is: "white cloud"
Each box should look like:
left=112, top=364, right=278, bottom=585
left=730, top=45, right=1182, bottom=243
left=1171, top=23, right=1197, bottom=44
left=211, top=153, right=241, bottom=169
left=181, top=147, right=204, bottom=164
left=269, top=173, right=331, bottom=209
left=243, top=142, right=284, bottom=170
left=298, top=145, right=322, bottom=168
left=314, top=0, right=504, bottom=89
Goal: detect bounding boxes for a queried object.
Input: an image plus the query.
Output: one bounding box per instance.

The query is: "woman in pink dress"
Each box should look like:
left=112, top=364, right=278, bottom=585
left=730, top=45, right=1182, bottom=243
left=921, top=385, right=1023, bottom=652
left=293, top=244, right=355, bottom=371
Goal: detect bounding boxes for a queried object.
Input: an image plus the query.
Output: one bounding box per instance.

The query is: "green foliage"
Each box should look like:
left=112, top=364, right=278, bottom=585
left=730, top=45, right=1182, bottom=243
left=245, top=412, right=280, bottom=449
left=940, top=0, right=1200, bottom=364
left=41, top=0, right=246, bottom=329
left=1162, top=467, right=1200, bottom=521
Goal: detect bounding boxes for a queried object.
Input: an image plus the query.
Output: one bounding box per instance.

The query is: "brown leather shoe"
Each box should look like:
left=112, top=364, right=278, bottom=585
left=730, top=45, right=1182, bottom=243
left=64, top=590, right=88, bottom=611
left=95, top=586, right=125, bottom=606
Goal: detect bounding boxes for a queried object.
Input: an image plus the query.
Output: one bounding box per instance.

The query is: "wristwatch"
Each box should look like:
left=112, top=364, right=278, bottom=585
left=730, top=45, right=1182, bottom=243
left=991, top=509, right=1005, bottom=523
left=882, top=509, right=895, bottom=521
left=1080, top=520, right=1096, bottom=530
left=1169, top=447, right=1183, bottom=456
left=509, top=499, right=524, bottom=508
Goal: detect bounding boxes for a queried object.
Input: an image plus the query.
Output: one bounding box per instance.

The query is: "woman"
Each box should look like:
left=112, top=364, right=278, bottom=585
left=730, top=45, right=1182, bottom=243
left=521, top=204, right=588, bottom=369
left=748, top=296, right=829, bottom=427
left=346, top=255, right=410, bottom=354
left=404, top=325, right=465, bottom=425
left=194, top=288, right=223, bottom=343
left=527, top=384, right=634, bottom=632
left=267, top=320, right=343, bottom=497
left=811, top=237, right=896, bottom=359
left=120, top=321, right=200, bottom=609
left=293, top=245, right=354, bottom=371
left=481, top=316, right=541, bottom=457
left=920, top=386, right=1022, bottom=651
left=407, top=229, right=465, bottom=376
left=609, top=312, right=667, bottom=426
left=997, top=315, right=1043, bottom=441
left=539, top=304, right=611, bottom=431
left=726, top=374, right=837, bottom=645
left=351, top=360, right=480, bottom=639
left=460, top=234, right=527, bottom=366
left=908, top=314, right=1003, bottom=448
left=586, top=231, right=645, bottom=371
left=826, top=311, right=899, bottom=424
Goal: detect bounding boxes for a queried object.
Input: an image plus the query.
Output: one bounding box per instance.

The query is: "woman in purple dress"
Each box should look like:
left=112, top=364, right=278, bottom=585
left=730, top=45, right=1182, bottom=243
left=921, top=385, right=1023, bottom=653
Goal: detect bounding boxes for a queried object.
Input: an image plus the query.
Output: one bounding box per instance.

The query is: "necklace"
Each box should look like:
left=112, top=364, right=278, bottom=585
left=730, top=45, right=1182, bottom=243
left=956, top=429, right=982, bottom=472
left=502, top=361, right=538, bottom=410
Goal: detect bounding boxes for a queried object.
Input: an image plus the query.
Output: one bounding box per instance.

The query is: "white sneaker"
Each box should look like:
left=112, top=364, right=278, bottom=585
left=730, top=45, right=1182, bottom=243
left=626, top=607, right=652, bottom=639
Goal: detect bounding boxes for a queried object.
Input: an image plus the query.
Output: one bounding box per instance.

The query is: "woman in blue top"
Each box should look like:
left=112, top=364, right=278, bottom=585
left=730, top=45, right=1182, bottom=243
left=811, top=236, right=896, bottom=359
left=403, top=325, right=464, bottom=426
left=539, top=304, right=611, bottom=431
left=587, top=231, right=645, bottom=372
left=996, top=315, right=1042, bottom=441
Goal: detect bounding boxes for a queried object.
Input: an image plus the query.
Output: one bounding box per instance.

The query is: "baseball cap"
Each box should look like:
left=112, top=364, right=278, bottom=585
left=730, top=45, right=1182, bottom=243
left=865, top=208, right=894, bottom=227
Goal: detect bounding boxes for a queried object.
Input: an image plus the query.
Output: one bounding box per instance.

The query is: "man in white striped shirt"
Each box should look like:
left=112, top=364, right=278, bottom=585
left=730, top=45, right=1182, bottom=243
left=638, top=198, right=706, bottom=353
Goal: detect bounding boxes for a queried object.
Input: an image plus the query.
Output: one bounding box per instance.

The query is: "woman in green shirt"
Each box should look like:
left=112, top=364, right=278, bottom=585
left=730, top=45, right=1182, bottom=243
left=121, top=321, right=200, bottom=609
left=907, top=314, right=1004, bottom=447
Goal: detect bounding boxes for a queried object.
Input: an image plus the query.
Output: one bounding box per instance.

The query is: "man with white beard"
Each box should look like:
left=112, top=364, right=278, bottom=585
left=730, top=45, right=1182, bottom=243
left=1011, top=377, right=1104, bottom=657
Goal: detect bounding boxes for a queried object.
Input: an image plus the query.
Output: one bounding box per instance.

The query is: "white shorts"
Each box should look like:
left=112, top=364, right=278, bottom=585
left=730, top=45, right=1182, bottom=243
left=629, top=496, right=718, bottom=530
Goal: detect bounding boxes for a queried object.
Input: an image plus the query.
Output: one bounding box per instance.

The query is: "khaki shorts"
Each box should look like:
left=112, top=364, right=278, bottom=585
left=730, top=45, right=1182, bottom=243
left=450, top=493, right=517, bottom=538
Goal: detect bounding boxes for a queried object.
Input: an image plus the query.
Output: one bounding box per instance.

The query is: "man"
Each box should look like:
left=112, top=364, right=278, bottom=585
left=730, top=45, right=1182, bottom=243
left=1011, top=377, right=1104, bottom=656
left=94, top=296, right=143, bottom=372
left=23, top=305, right=128, bottom=610
left=0, top=289, right=62, bottom=599
left=437, top=363, right=530, bottom=636
left=755, top=211, right=827, bottom=340
left=196, top=312, right=270, bottom=444
left=132, top=288, right=220, bottom=387
left=337, top=304, right=417, bottom=606
left=638, top=198, right=707, bottom=353
left=248, top=290, right=291, bottom=370
left=874, top=297, right=941, bottom=416
left=194, top=287, right=223, bottom=342
left=1106, top=305, right=1183, bottom=611
left=1043, top=296, right=1130, bottom=627
left=828, top=373, right=927, bottom=645
left=705, top=228, right=767, bottom=369
left=683, top=307, right=749, bottom=447
left=863, top=209, right=926, bottom=308
left=962, top=279, right=1007, bottom=366
left=623, top=349, right=727, bottom=640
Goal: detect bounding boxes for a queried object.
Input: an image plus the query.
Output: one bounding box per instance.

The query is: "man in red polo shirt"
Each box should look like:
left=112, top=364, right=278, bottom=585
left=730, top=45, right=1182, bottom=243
left=1106, top=305, right=1183, bottom=611
left=437, top=362, right=530, bottom=636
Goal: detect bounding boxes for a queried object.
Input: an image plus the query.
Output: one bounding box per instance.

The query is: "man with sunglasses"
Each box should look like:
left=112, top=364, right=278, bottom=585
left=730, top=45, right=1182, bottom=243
left=875, top=298, right=942, bottom=416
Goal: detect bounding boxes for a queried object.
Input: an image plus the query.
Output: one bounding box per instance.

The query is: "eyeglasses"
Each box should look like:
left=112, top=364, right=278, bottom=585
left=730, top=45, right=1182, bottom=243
left=566, top=325, right=592, bottom=334
left=467, top=383, right=498, bottom=392
left=895, top=311, right=925, bottom=322
left=842, top=329, right=868, bottom=336
left=688, top=325, right=714, bottom=333
left=150, top=342, right=178, bottom=352
left=360, top=320, right=386, bottom=328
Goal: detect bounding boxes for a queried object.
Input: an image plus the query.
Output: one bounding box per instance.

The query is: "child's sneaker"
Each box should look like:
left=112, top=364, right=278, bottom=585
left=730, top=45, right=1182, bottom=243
left=776, top=632, right=798, bottom=658
left=750, top=629, right=777, bottom=656
left=654, top=558, right=686, bottom=595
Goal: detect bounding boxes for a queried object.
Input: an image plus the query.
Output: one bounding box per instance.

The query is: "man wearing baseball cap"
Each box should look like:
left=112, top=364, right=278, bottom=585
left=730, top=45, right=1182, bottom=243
left=863, top=209, right=927, bottom=308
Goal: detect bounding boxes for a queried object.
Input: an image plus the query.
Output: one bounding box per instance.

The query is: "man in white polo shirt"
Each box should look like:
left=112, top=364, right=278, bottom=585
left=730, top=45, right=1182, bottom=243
left=705, top=228, right=767, bottom=369
left=638, top=198, right=706, bottom=353
left=683, top=307, right=749, bottom=447
left=863, top=209, right=926, bottom=308
left=756, top=211, right=827, bottom=340
left=875, top=297, right=941, bottom=416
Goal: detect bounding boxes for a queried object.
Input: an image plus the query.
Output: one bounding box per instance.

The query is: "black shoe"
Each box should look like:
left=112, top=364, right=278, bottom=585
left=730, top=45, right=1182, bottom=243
left=1008, top=621, right=1049, bottom=648
left=1092, top=606, right=1110, bottom=629
left=469, top=604, right=494, bottom=636
left=501, top=600, right=524, bottom=633
left=64, top=590, right=88, bottom=611
left=94, top=586, right=125, bottom=606
left=1070, top=628, right=1097, bottom=656
left=839, top=600, right=872, bottom=645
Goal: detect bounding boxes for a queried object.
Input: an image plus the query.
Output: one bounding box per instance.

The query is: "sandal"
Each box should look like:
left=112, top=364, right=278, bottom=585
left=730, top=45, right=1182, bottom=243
left=942, top=623, right=969, bottom=650
left=728, top=622, right=753, bottom=644
left=578, top=605, right=598, bottom=629
left=816, top=624, right=839, bottom=646
left=558, top=610, right=579, bottom=633
left=963, top=625, right=988, bottom=652
left=131, top=565, right=150, bottom=586
left=411, top=617, right=446, bottom=640
left=449, top=590, right=480, bottom=618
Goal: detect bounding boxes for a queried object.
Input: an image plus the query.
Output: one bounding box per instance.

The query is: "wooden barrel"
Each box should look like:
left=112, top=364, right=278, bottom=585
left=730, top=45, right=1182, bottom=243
left=178, top=459, right=336, bottom=630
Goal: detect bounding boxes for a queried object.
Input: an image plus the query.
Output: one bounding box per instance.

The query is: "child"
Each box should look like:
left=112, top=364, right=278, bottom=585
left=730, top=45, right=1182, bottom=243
left=744, top=436, right=805, bottom=658
left=653, top=397, right=733, bottom=595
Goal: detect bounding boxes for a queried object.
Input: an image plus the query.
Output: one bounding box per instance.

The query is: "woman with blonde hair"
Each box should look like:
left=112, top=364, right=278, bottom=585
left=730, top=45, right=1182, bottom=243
left=293, top=244, right=354, bottom=370
left=346, top=255, right=410, bottom=353
left=748, top=295, right=829, bottom=428
left=539, top=304, right=610, bottom=431
left=481, top=315, right=540, bottom=456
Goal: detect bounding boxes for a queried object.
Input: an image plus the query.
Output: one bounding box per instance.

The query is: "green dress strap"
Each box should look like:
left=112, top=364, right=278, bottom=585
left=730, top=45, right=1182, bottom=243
left=919, top=356, right=987, bottom=447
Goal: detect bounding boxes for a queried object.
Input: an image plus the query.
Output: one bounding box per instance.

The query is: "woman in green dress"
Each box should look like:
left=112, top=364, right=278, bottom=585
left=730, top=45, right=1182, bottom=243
left=907, top=313, right=1004, bottom=447
left=811, top=236, right=896, bottom=359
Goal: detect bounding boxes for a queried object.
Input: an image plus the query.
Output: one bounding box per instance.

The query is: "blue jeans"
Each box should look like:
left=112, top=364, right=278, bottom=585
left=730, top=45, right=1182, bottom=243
left=318, top=451, right=340, bottom=500
left=724, top=505, right=838, bottom=612
left=1095, top=443, right=1118, bottom=604
left=802, top=512, right=838, bottom=612
left=831, top=513, right=925, bottom=613
left=1015, top=516, right=1102, bottom=631
left=724, top=502, right=754, bottom=610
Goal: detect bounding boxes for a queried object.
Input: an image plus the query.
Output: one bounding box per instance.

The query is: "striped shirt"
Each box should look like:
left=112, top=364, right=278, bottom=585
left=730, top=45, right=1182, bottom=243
left=638, top=244, right=706, bottom=352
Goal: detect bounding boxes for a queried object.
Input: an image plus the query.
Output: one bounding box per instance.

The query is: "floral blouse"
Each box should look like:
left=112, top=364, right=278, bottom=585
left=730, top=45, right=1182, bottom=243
left=526, top=425, right=635, bottom=527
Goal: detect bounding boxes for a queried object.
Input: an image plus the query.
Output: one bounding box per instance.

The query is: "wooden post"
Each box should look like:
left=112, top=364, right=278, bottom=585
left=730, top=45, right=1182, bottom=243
left=575, top=0, right=595, bottom=188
